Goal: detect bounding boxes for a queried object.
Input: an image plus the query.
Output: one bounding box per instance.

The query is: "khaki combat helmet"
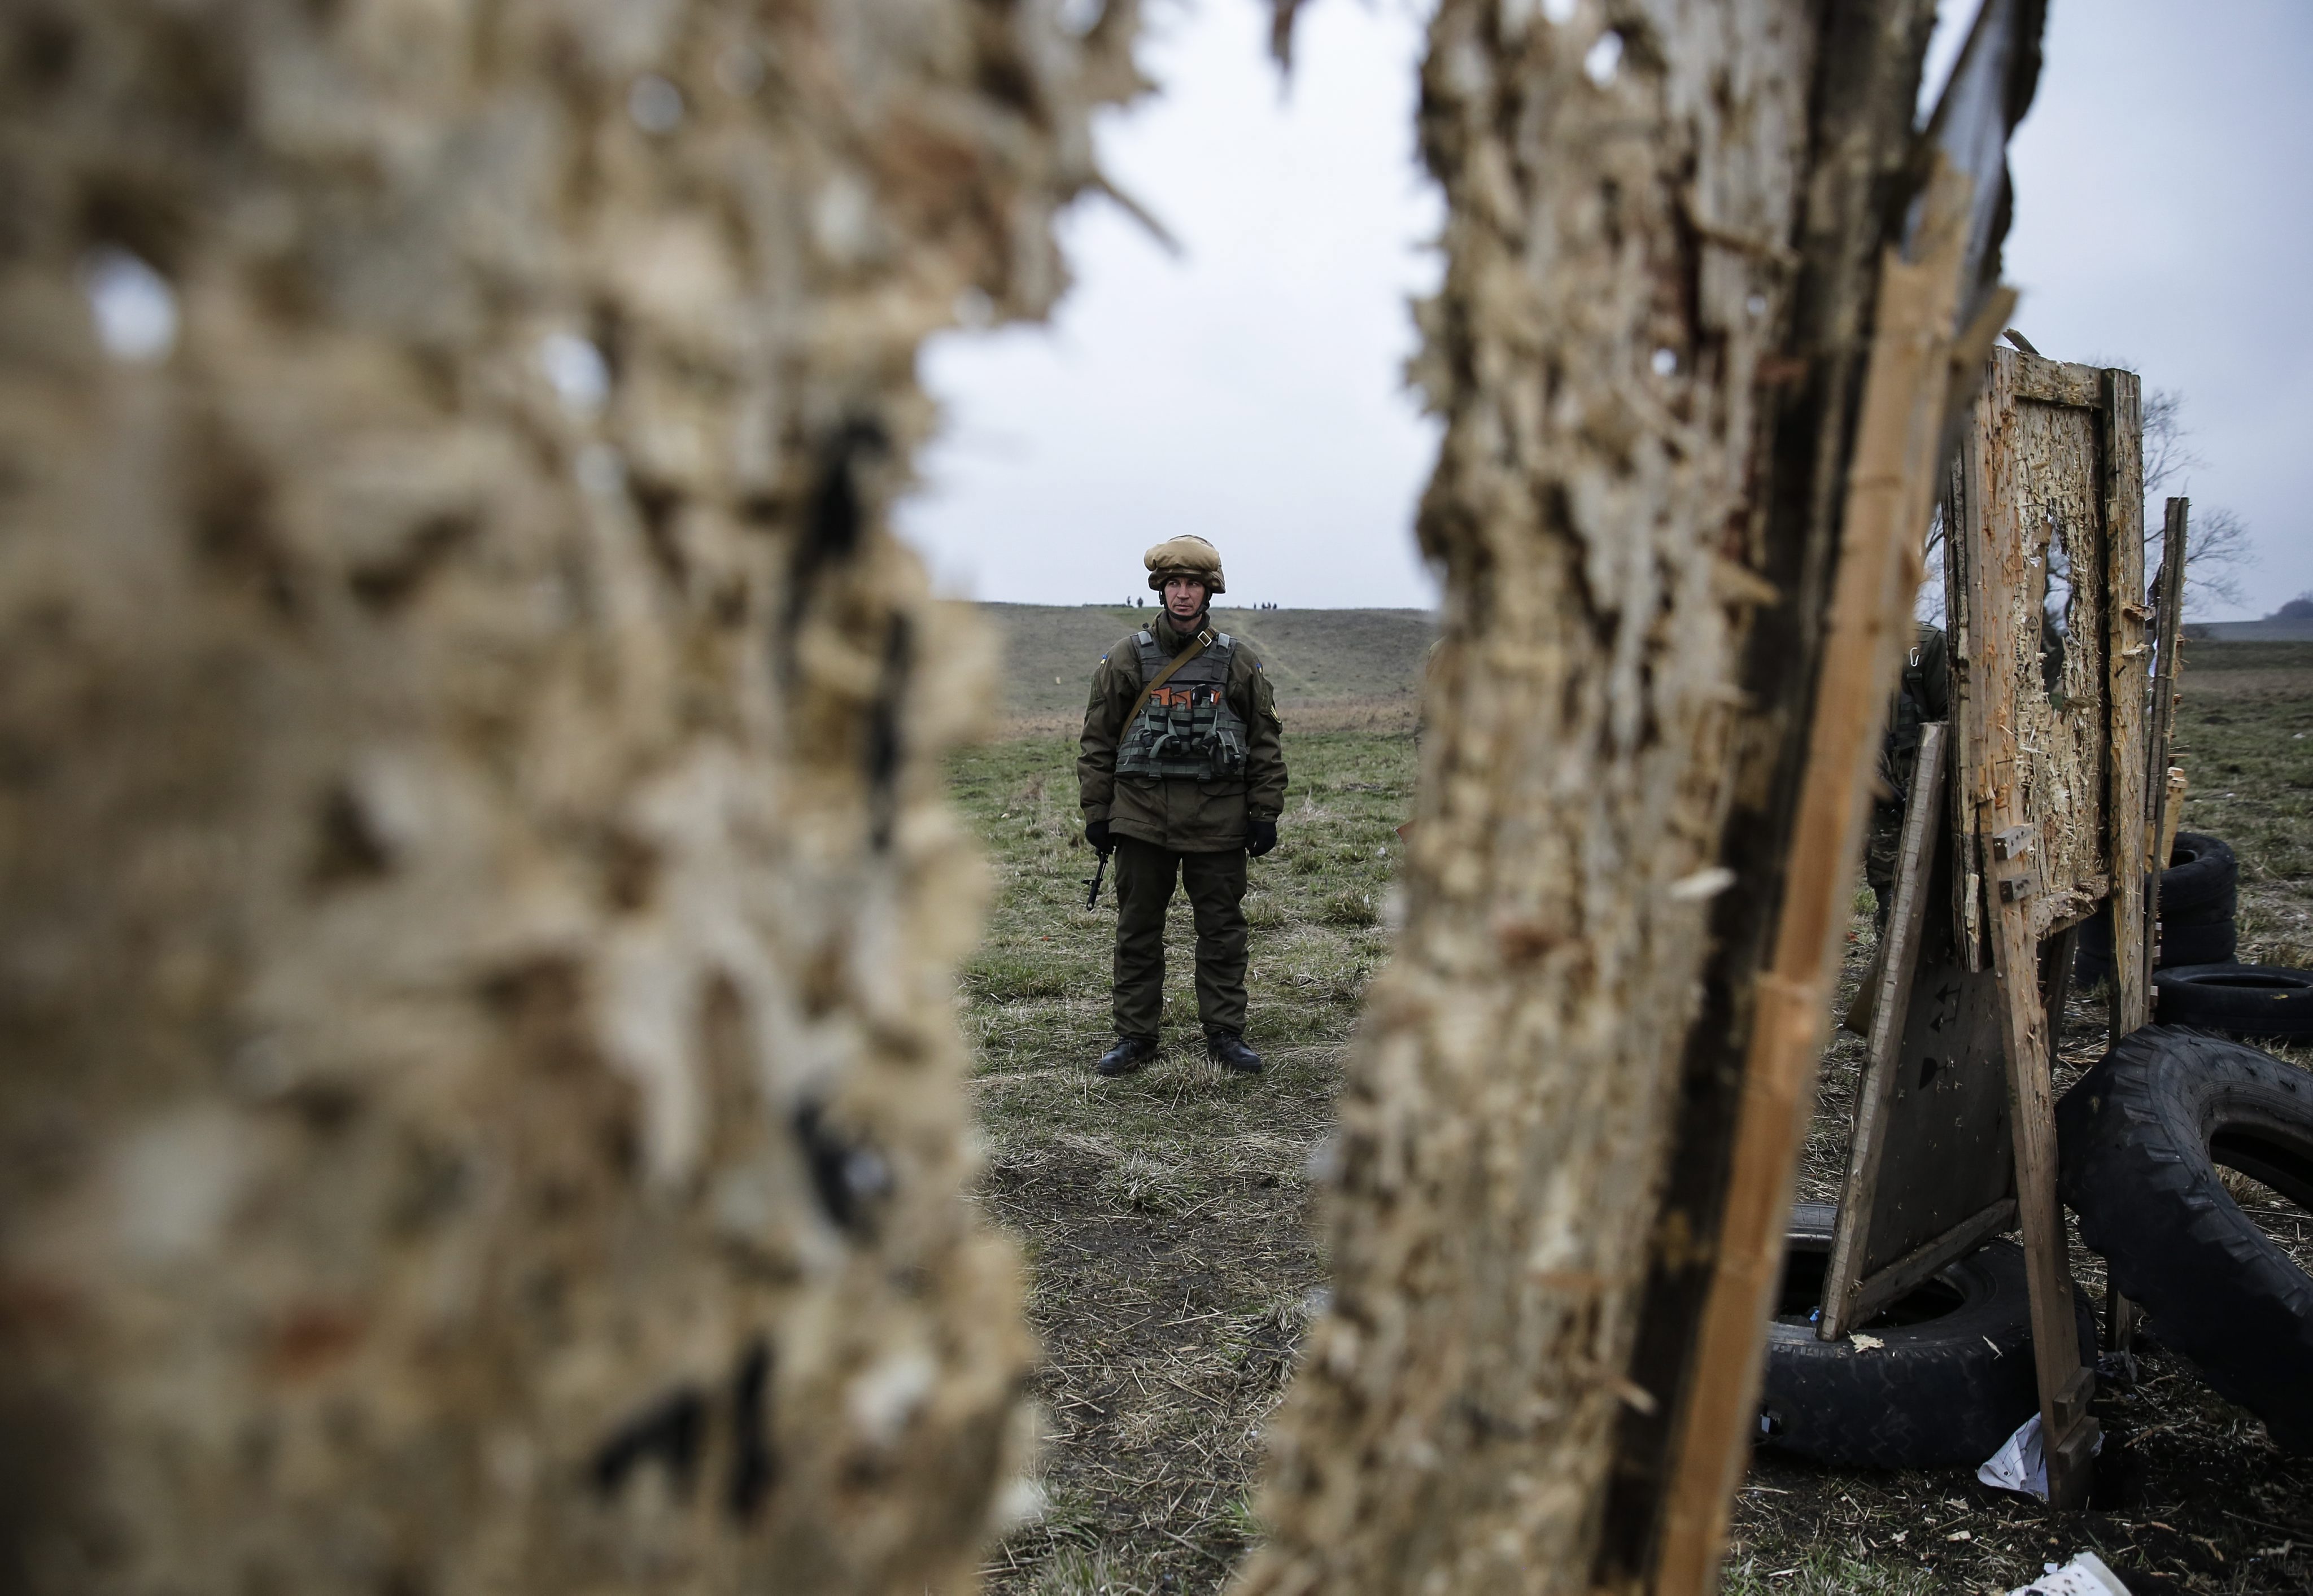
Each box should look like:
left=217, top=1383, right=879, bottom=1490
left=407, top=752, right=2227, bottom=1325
left=1144, top=534, right=1225, bottom=595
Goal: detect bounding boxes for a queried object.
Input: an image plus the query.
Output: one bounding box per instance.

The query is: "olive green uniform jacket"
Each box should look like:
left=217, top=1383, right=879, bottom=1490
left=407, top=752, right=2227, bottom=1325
left=1078, top=617, right=1287, bottom=852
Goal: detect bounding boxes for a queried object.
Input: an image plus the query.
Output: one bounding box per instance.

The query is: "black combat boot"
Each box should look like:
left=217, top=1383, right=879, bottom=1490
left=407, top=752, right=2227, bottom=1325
left=1096, top=1035, right=1159, bottom=1077
left=1206, top=1032, right=1263, bottom=1074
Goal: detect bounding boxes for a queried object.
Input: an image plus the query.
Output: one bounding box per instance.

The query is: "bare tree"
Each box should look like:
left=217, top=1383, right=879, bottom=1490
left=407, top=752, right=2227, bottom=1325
left=2137, top=383, right=2250, bottom=609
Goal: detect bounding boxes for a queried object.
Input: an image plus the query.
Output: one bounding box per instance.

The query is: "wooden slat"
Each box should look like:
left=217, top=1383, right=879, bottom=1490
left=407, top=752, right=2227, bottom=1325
left=1648, top=156, right=1977, bottom=1594
left=2103, top=369, right=2150, bottom=1038
left=1819, top=722, right=1949, bottom=1339
left=2112, top=500, right=2190, bottom=1348
left=2142, top=499, right=2190, bottom=954
left=1989, top=744, right=2099, bottom=1510
left=1843, top=1198, right=2017, bottom=1328
left=1944, top=461, right=1987, bottom=973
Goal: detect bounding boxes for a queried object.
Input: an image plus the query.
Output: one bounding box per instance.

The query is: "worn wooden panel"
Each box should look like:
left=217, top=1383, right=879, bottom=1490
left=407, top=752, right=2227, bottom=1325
left=1856, top=836, right=2014, bottom=1265
left=1829, top=722, right=1955, bottom=1286
left=1957, top=348, right=2110, bottom=1507
left=2000, top=392, right=2111, bottom=930
left=1819, top=723, right=2016, bottom=1339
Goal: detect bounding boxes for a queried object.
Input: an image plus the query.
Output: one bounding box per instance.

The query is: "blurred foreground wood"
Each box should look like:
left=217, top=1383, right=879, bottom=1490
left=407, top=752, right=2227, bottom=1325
left=0, top=4, right=1141, bottom=1590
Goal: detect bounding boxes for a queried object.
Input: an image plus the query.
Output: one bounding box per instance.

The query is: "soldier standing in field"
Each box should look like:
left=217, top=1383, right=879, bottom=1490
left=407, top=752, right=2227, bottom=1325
left=1079, top=536, right=1287, bottom=1077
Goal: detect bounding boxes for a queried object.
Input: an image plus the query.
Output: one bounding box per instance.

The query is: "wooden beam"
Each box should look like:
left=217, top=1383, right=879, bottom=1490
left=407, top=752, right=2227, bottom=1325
left=1820, top=722, right=1949, bottom=1339
left=2110, top=497, right=2189, bottom=1353
left=2142, top=499, right=2190, bottom=963
left=2103, top=369, right=2150, bottom=1039
left=1648, top=155, right=1977, bottom=1594
left=1843, top=1198, right=2018, bottom=1330
left=1944, top=461, right=1988, bottom=973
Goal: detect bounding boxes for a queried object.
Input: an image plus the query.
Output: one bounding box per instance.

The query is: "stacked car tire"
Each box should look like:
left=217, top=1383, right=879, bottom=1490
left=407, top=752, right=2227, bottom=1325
left=2058, top=1027, right=2313, bottom=1454
left=2075, top=832, right=2238, bottom=985
left=2073, top=830, right=2313, bottom=1039
left=1756, top=1205, right=2095, bottom=1468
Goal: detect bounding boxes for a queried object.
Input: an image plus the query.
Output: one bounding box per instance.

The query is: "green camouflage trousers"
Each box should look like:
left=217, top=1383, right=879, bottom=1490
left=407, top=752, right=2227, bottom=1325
left=1111, top=836, right=1249, bottom=1040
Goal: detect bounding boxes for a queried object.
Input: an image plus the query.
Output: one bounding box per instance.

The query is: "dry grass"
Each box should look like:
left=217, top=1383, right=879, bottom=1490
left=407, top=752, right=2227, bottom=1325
left=953, top=728, right=1401, bottom=1592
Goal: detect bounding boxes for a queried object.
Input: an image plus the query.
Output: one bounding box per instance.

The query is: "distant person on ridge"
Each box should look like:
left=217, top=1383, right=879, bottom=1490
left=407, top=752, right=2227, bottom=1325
left=1078, top=536, right=1287, bottom=1077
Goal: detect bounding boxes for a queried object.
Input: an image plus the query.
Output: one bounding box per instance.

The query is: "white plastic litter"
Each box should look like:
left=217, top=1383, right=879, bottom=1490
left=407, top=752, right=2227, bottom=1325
left=1976, top=1412, right=2102, bottom=1502
left=2003, top=1550, right=2129, bottom=1595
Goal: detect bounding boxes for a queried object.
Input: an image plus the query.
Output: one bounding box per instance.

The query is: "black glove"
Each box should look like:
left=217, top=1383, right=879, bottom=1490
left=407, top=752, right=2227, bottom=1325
left=1085, top=819, right=1112, bottom=853
left=1246, top=819, right=1278, bottom=858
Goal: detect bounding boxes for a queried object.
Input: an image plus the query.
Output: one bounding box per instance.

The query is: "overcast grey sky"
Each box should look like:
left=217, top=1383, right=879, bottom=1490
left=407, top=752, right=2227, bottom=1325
left=897, top=1, right=2312, bottom=619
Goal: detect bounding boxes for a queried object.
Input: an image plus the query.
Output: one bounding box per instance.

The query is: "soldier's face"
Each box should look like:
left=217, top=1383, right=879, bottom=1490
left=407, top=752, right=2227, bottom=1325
left=1163, top=576, right=1207, bottom=619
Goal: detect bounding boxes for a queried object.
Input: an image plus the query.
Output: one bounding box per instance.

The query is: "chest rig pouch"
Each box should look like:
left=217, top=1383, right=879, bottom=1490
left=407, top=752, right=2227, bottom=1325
left=1115, top=630, right=1249, bottom=781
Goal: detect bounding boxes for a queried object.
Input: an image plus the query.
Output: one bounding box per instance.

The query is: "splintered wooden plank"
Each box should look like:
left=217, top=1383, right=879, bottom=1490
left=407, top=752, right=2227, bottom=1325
left=2103, top=369, right=2150, bottom=1037
left=1648, top=152, right=1976, bottom=1593
left=1843, top=1197, right=2017, bottom=1328
left=1945, top=461, right=1988, bottom=973
left=1821, top=723, right=1950, bottom=1338
left=1987, top=876, right=2100, bottom=1505
left=2142, top=499, right=2190, bottom=973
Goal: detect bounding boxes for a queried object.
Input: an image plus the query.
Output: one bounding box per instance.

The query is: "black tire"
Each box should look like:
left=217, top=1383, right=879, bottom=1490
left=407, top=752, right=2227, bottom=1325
left=2161, top=833, right=2238, bottom=926
left=2075, top=912, right=2238, bottom=986
left=2073, top=833, right=2241, bottom=987
left=1757, top=1204, right=2094, bottom=1469
left=2158, top=917, right=2239, bottom=969
left=2151, top=964, right=2313, bottom=1039
left=2057, top=1027, right=2313, bottom=1453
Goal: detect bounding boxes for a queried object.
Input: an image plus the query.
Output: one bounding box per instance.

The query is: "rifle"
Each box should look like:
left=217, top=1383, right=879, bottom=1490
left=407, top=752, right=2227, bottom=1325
left=1084, top=845, right=1111, bottom=910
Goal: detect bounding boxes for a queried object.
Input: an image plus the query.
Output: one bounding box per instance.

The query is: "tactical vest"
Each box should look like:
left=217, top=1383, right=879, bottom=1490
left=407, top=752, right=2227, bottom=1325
left=1114, top=629, right=1250, bottom=782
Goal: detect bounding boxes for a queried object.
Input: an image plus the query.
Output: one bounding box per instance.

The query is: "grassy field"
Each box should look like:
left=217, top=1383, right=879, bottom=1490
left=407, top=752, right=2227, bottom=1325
left=2169, top=641, right=2313, bottom=970
left=951, top=637, right=2313, bottom=1596
left=979, top=604, right=1435, bottom=728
